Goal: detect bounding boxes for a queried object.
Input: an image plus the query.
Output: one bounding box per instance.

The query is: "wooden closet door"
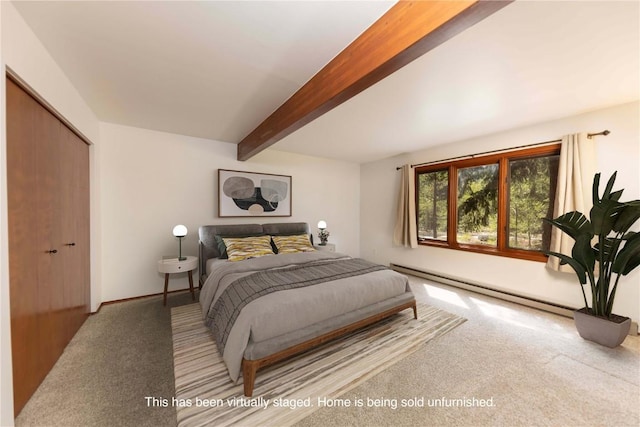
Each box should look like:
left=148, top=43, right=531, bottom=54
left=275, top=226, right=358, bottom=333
left=59, top=124, right=90, bottom=339
left=6, top=78, right=41, bottom=414
left=35, top=100, right=64, bottom=368
left=7, top=76, right=90, bottom=415
left=59, top=121, right=76, bottom=346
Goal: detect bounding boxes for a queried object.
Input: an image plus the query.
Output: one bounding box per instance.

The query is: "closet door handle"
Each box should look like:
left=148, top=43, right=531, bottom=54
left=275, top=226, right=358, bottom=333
left=65, top=243, right=76, bottom=246
left=47, top=249, right=58, bottom=254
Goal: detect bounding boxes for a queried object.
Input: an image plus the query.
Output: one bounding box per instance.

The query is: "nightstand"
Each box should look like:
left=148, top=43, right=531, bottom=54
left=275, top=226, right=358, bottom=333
left=157, top=256, right=198, bottom=306
left=314, top=243, right=336, bottom=252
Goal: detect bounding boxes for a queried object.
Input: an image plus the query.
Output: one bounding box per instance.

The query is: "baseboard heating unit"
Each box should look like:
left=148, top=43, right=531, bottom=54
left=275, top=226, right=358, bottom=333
left=390, top=263, right=639, bottom=335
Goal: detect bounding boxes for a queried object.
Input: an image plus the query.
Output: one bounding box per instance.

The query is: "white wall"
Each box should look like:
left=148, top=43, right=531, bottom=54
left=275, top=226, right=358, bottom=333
left=99, top=122, right=360, bottom=302
left=1, top=2, right=102, bottom=422
left=361, top=101, right=640, bottom=322
left=1, top=4, right=99, bottom=143
left=1, top=1, right=103, bottom=314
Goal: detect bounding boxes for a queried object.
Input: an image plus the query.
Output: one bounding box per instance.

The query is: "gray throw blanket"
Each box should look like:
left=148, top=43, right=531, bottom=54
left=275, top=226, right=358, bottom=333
left=210, top=258, right=386, bottom=353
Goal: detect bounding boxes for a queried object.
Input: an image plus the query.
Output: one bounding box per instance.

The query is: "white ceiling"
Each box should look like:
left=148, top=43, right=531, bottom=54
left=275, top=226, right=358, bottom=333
left=12, top=0, right=640, bottom=164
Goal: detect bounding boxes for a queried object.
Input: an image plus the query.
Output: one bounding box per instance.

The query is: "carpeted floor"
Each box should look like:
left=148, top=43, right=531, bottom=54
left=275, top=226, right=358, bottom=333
left=14, top=277, right=640, bottom=427
left=14, top=291, right=196, bottom=427
left=296, top=280, right=640, bottom=427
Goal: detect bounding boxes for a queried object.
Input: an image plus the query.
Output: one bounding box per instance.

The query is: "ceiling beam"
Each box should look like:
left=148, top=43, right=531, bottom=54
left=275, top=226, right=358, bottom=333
left=237, top=0, right=512, bottom=161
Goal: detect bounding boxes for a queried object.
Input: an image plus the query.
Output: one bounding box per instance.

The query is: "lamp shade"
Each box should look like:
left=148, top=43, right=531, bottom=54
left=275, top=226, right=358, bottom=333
left=317, top=220, right=327, bottom=229
left=172, top=224, right=188, bottom=237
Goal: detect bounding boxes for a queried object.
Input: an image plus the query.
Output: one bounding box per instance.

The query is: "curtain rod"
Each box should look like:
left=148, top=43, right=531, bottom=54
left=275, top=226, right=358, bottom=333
left=396, top=130, right=610, bottom=170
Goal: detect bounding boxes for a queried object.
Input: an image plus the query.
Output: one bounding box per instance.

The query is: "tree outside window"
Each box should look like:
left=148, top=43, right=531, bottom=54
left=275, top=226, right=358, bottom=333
left=415, top=144, right=560, bottom=262
left=457, top=164, right=498, bottom=247
left=508, top=155, right=559, bottom=251
left=417, top=170, right=448, bottom=241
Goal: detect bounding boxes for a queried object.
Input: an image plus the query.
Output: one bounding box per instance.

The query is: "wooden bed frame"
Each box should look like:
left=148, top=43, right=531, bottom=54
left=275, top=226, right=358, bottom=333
left=198, top=222, right=418, bottom=397
left=241, top=300, right=417, bottom=397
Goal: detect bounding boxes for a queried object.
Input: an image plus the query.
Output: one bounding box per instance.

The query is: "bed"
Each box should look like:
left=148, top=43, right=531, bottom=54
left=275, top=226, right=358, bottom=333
left=198, top=222, right=417, bottom=397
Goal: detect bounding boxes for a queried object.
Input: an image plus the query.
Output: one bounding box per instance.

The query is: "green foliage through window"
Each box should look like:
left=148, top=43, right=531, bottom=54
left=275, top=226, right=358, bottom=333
left=417, top=170, right=448, bottom=241
left=415, top=145, right=560, bottom=261
left=457, top=164, right=498, bottom=246
left=508, top=156, right=559, bottom=251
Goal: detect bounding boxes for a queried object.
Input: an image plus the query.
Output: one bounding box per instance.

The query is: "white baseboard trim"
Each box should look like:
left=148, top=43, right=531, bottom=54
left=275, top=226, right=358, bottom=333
left=390, top=263, right=639, bottom=336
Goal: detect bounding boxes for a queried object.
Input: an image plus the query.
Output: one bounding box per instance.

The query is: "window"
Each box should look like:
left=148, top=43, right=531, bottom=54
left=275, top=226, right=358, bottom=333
left=415, top=144, right=560, bottom=262
left=417, top=170, right=448, bottom=241
left=508, top=155, right=559, bottom=251
left=457, top=163, right=499, bottom=247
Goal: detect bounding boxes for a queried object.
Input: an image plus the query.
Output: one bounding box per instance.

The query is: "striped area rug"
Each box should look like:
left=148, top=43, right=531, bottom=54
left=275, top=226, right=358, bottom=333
left=171, top=302, right=465, bottom=427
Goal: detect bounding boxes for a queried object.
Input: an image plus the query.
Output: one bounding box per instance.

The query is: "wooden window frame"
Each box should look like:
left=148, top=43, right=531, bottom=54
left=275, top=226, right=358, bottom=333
left=414, top=144, right=561, bottom=262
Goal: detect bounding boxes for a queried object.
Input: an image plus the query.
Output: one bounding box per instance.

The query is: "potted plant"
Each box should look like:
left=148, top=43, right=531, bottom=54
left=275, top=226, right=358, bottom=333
left=544, top=171, right=640, bottom=347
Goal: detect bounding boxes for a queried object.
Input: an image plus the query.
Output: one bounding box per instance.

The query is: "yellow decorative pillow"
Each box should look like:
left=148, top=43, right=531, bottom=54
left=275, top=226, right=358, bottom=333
left=271, top=234, right=315, bottom=254
left=222, top=236, right=275, bottom=262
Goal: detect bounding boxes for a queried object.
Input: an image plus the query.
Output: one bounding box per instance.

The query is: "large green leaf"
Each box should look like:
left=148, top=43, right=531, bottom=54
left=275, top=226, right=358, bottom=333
left=608, top=189, right=624, bottom=202
left=573, top=234, right=596, bottom=272
left=612, top=233, right=640, bottom=276
left=594, top=237, right=621, bottom=265
left=592, top=172, right=602, bottom=206
left=601, top=171, right=618, bottom=200
left=590, top=172, right=631, bottom=236
left=613, top=200, right=640, bottom=233
left=543, top=211, right=592, bottom=241
left=590, top=198, right=625, bottom=236
left=546, top=251, right=588, bottom=284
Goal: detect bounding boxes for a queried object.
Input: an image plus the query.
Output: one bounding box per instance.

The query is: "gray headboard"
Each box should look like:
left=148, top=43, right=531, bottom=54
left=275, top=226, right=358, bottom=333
left=198, top=222, right=311, bottom=280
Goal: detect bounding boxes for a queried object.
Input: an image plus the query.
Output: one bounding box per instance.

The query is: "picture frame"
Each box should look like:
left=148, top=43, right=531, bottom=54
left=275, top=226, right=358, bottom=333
left=218, top=169, right=292, bottom=217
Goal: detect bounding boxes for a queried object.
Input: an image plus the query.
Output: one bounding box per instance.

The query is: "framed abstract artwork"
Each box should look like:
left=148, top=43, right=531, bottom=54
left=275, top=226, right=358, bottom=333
left=218, top=169, right=292, bottom=217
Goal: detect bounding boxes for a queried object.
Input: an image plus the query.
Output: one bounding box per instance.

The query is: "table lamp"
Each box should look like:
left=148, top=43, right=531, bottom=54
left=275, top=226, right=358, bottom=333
left=172, top=224, right=188, bottom=261
left=317, top=220, right=329, bottom=246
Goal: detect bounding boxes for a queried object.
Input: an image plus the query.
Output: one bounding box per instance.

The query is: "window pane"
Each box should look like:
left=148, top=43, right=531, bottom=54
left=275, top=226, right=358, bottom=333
left=457, top=164, right=499, bottom=246
left=508, top=155, right=560, bottom=251
left=417, top=170, right=448, bottom=241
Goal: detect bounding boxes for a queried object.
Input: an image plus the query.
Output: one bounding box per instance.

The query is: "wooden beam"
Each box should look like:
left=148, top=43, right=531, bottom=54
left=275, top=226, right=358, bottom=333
left=237, top=0, right=512, bottom=161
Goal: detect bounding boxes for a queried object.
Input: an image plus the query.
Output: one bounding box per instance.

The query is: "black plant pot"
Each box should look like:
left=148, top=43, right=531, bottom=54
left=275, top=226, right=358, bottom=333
left=573, top=308, right=631, bottom=348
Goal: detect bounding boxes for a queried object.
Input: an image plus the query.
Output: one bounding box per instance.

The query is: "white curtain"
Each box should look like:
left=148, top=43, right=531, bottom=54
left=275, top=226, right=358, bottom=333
left=393, top=164, right=418, bottom=248
left=546, top=132, right=596, bottom=272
